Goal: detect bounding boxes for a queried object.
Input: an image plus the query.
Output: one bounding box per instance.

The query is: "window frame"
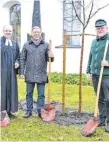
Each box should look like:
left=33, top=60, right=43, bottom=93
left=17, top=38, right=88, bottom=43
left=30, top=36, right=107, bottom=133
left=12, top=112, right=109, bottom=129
left=63, top=0, right=81, bottom=48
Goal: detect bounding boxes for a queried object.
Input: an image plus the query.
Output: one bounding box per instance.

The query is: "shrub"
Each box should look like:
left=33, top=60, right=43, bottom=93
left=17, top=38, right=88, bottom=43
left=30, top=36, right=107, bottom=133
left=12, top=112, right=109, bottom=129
left=50, top=72, right=92, bottom=86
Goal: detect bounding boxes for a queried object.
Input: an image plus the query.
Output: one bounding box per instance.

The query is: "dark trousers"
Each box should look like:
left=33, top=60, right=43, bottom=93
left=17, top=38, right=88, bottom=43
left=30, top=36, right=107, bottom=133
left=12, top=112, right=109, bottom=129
left=92, top=75, right=109, bottom=123
left=26, top=83, right=45, bottom=114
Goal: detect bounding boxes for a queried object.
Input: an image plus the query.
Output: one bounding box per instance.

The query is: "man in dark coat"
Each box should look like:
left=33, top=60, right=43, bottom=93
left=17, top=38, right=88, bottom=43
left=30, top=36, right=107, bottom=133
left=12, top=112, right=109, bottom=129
left=20, top=26, right=54, bottom=118
left=1, top=25, right=20, bottom=118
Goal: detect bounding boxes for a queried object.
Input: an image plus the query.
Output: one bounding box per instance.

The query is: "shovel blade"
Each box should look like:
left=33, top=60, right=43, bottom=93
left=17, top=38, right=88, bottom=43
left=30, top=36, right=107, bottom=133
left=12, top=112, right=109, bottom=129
left=82, top=118, right=99, bottom=136
left=46, top=104, right=55, bottom=111
left=41, top=104, right=55, bottom=121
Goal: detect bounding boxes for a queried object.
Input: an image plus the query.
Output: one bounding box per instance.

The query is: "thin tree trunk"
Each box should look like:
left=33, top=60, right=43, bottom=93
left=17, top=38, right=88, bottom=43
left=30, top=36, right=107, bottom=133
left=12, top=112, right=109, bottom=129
left=78, top=31, right=85, bottom=113
left=62, top=32, right=67, bottom=113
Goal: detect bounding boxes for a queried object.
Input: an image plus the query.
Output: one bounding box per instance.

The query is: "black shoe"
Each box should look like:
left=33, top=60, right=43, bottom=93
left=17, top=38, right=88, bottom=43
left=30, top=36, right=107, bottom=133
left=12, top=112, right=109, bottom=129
left=8, top=112, right=16, bottom=118
left=105, top=123, right=109, bottom=133
left=98, top=122, right=105, bottom=127
left=97, top=119, right=105, bottom=127
left=23, top=112, right=32, bottom=118
left=38, top=113, right=42, bottom=119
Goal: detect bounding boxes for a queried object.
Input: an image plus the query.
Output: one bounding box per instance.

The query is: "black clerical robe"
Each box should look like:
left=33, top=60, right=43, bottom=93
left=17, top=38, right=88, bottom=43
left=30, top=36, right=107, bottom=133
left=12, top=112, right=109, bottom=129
left=1, top=36, right=20, bottom=112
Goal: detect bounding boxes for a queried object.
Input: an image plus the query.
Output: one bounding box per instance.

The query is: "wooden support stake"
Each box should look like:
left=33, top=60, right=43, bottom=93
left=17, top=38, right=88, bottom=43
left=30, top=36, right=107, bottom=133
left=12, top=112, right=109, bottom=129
left=62, top=32, right=67, bottom=113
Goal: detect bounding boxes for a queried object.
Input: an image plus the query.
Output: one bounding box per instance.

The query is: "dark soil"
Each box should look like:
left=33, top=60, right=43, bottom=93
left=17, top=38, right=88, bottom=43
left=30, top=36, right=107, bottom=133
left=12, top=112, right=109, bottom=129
left=19, top=100, right=93, bottom=125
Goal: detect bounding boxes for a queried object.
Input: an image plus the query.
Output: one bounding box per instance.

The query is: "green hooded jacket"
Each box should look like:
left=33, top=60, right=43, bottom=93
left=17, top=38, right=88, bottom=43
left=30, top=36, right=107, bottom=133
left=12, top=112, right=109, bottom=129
left=86, top=33, right=109, bottom=75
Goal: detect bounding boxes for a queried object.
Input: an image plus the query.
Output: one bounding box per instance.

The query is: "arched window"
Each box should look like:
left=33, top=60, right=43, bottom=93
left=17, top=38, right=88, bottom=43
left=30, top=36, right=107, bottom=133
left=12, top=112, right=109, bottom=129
left=10, top=4, right=21, bottom=46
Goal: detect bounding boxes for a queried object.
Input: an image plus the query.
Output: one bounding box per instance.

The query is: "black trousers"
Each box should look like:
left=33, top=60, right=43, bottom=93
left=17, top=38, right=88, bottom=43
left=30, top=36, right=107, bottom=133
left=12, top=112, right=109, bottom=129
left=92, top=75, right=109, bottom=123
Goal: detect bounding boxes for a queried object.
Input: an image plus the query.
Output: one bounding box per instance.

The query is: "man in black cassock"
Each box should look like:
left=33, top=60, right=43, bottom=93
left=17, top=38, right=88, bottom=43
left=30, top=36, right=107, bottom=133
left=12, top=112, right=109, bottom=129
left=1, top=25, right=20, bottom=118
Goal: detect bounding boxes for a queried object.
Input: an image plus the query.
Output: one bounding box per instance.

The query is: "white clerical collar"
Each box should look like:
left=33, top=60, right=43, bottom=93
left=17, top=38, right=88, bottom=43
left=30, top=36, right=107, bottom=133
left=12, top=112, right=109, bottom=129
left=5, top=39, right=12, bottom=46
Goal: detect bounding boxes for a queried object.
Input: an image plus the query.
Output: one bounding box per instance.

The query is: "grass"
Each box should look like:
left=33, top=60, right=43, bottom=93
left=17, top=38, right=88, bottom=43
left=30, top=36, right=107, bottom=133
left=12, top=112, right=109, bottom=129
left=1, top=78, right=109, bottom=141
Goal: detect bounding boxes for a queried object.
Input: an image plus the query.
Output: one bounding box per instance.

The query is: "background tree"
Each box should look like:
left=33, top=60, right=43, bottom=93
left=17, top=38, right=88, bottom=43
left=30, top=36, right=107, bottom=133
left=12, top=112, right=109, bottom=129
left=71, top=0, right=109, bottom=112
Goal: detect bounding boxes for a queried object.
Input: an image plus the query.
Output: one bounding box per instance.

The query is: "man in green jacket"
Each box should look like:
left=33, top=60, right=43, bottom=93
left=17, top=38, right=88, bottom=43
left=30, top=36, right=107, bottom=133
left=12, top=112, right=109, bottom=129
left=86, top=19, right=109, bottom=133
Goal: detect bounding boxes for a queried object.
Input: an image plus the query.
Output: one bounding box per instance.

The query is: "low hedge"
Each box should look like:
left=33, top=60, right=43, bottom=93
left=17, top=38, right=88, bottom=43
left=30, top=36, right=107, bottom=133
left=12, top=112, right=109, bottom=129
left=50, top=72, right=92, bottom=86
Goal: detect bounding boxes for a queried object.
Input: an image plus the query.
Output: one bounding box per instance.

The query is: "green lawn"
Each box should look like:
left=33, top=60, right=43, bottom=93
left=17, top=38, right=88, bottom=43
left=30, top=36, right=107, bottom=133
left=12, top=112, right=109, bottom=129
left=1, top=78, right=109, bottom=141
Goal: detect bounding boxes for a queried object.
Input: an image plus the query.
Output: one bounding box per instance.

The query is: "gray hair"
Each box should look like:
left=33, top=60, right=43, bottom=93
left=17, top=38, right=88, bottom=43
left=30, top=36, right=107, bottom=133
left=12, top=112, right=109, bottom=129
left=3, top=24, right=13, bottom=31
left=32, top=26, right=41, bottom=32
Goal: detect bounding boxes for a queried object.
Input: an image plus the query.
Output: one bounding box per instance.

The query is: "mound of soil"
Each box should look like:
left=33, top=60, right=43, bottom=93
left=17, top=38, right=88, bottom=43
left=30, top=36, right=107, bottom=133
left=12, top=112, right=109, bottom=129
left=19, top=100, right=93, bottom=125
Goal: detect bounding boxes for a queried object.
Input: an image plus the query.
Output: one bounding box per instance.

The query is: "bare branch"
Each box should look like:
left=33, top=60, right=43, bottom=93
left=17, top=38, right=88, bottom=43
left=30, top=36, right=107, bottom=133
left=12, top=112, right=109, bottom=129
left=85, top=0, right=93, bottom=10
left=77, top=1, right=83, bottom=7
left=90, top=3, right=109, bottom=19
left=83, top=0, right=85, bottom=29
left=72, top=1, right=84, bottom=26
left=84, top=0, right=94, bottom=29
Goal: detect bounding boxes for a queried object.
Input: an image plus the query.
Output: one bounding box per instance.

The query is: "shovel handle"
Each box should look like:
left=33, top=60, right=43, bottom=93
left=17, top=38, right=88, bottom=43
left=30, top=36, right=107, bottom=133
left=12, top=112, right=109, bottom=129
left=94, top=40, right=109, bottom=117
left=47, top=40, right=52, bottom=104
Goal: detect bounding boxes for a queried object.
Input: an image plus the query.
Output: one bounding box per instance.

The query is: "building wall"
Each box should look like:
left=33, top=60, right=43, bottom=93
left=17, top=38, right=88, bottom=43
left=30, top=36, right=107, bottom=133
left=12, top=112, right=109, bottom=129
left=40, top=0, right=109, bottom=73
left=0, top=0, right=34, bottom=49
left=0, top=0, right=109, bottom=73
left=40, top=0, right=63, bottom=72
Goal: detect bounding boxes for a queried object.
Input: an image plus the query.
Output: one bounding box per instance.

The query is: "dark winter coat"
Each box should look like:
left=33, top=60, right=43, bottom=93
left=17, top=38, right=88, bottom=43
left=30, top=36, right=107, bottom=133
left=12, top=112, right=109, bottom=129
left=20, top=38, right=54, bottom=83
